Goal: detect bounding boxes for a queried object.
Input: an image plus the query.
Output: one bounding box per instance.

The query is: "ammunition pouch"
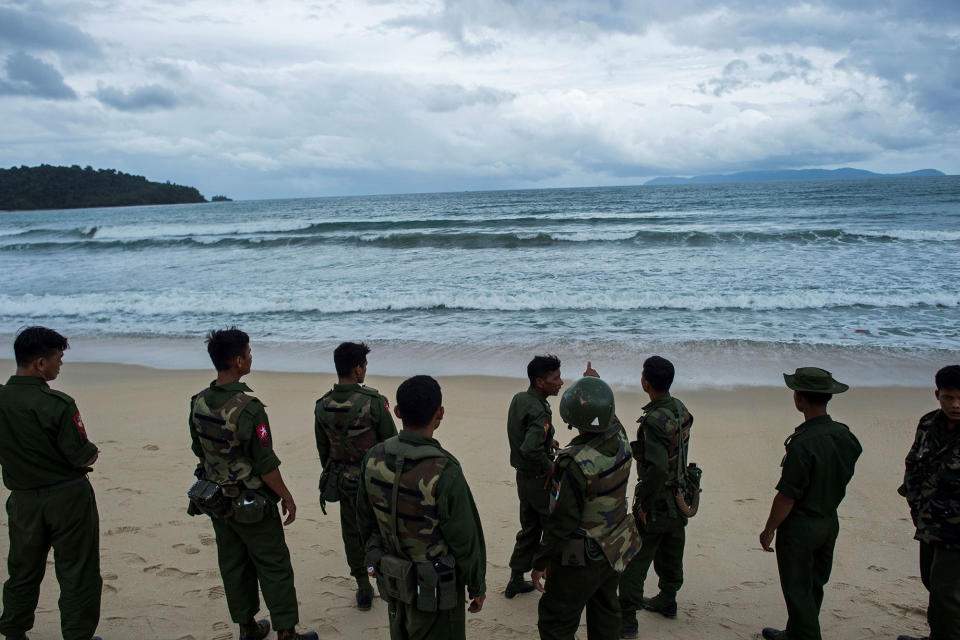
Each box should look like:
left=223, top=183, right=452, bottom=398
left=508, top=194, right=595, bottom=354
left=414, top=555, right=457, bottom=612
left=674, top=463, right=702, bottom=518
left=377, top=554, right=416, bottom=604
left=187, top=479, right=232, bottom=518
left=560, top=538, right=586, bottom=567
left=318, top=463, right=342, bottom=515
left=232, top=489, right=270, bottom=524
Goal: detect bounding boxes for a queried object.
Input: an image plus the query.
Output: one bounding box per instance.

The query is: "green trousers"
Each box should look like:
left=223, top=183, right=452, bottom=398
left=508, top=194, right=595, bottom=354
left=538, top=554, right=621, bottom=640
left=338, top=484, right=367, bottom=581
left=509, top=472, right=551, bottom=573
left=774, top=513, right=839, bottom=640
left=919, top=541, right=960, bottom=640
left=210, top=504, right=299, bottom=630
left=0, top=479, right=101, bottom=640
left=386, top=587, right=466, bottom=640
left=618, top=526, right=685, bottom=623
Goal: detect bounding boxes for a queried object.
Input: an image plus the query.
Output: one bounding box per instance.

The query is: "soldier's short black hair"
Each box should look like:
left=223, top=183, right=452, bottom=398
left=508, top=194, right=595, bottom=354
left=527, top=354, right=561, bottom=385
left=935, top=365, right=960, bottom=391
left=205, top=327, right=249, bottom=371
left=334, top=342, right=371, bottom=377
left=642, top=355, right=675, bottom=392
left=797, top=391, right=832, bottom=406
left=14, top=326, right=69, bottom=366
left=396, top=375, right=442, bottom=428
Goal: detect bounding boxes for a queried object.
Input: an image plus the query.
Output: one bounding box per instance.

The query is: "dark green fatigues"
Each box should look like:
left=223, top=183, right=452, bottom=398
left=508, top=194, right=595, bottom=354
left=356, top=431, right=486, bottom=640
left=315, top=383, right=396, bottom=581
left=774, top=414, right=861, bottom=640
left=535, top=431, right=625, bottom=640
left=507, top=387, right=556, bottom=575
left=619, top=393, right=692, bottom=626
left=899, top=409, right=960, bottom=640
left=0, top=376, right=101, bottom=640
left=189, top=381, right=300, bottom=630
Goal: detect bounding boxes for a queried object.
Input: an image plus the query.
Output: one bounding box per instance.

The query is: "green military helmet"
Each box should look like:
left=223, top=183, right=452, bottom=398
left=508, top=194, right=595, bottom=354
left=560, top=377, right=615, bottom=432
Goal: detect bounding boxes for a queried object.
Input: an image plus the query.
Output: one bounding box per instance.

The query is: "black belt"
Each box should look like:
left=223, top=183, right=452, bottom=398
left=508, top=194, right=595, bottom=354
left=516, top=469, right=547, bottom=479
left=13, top=475, right=89, bottom=494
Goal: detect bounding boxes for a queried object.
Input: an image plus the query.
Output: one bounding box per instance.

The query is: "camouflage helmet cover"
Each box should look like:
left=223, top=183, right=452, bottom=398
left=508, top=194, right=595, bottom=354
left=560, top=376, right=615, bottom=432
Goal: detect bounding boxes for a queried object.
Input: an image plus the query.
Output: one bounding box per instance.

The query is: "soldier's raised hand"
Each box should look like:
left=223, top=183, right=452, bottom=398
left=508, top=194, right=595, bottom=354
left=583, top=361, right=600, bottom=378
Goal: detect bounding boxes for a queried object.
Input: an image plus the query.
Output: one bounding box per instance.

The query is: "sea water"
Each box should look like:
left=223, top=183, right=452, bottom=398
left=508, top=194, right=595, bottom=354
left=1, top=177, right=958, bottom=388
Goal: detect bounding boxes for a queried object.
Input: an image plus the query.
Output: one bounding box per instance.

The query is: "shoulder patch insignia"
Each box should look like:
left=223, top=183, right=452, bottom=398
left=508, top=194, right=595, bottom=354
left=256, top=423, right=270, bottom=448
left=73, top=413, right=88, bottom=439
left=384, top=399, right=390, bottom=412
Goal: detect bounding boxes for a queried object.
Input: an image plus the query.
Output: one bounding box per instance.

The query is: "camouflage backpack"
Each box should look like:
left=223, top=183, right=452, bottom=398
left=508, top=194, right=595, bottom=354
left=190, top=389, right=263, bottom=489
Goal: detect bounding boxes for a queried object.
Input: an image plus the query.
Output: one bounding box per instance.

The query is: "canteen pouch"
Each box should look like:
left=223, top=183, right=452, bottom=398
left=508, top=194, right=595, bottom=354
left=435, top=555, right=457, bottom=610
left=560, top=538, right=586, bottom=567
left=318, top=462, right=342, bottom=504
left=379, top=554, right=416, bottom=604
left=415, top=563, right=438, bottom=612
left=187, top=479, right=231, bottom=518
left=232, top=489, right=269, bottom=524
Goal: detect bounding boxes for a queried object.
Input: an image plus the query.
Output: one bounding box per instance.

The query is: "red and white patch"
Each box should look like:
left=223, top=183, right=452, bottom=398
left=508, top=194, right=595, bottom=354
left=73, top=413, right=88, bottom=439
left=256, top=423, right=270, bottom=448
left=384, top=400, right=390, bottom=412
left=542, top=419, right=551, bottom=434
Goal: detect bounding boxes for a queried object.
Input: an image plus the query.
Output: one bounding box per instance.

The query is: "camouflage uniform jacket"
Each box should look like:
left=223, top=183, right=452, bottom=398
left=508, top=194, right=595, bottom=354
left=189, top=381, right=281, bottom=488
left=356, top=431, right=487, bottom=598
left=632, top=393, right=693, bottom=522
left=507, top=386, right=555, bottom=474
left=0, top=375, right=99, bottom=490
left=315, top=382, right=397, bottom=480
left=534, top=420, right=640, bottom=572
left=899, top=409, right=960, bottom=549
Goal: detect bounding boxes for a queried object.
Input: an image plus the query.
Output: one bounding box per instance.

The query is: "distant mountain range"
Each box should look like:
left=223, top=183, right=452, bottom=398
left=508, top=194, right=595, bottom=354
left=644, top=168, right=946, bottom=186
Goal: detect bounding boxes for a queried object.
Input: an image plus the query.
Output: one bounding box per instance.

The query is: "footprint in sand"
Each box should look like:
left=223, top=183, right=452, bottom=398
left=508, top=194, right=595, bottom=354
left=199, top=534, right=217, bottom=546
left=106, top=487, right=143, bottom=495
left=121, top=552, right=146, bottom=565
left=734, top=498, right=757, bottom=503
left=172, top=543, right=200, bottom=555
left=103, top=572, right=118, bottom=581
left=318, top=575, right=355, bottom=589
left=143, top=444, right=159, bottom=450
left=208, top=585, right=225, bottom=600
left=105, top=526, right=141, bottom=535
left=308, top=544, right=337, bottom=556
left=867, top=564, right=887, bottom=572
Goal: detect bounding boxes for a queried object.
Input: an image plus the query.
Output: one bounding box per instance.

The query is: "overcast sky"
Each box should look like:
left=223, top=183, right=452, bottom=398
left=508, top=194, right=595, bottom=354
left=1, top=0, right=958, bottom=199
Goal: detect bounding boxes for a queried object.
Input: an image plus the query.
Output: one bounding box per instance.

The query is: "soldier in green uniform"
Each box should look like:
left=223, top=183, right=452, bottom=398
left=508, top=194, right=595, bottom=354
left=0, top=327, right=103, bottom=640
left=532, top=374, right=641, bottom=640
left=315, top=341, right=397, bottom=610
left=188, top=328, right=317, bottom=640
left=615, top=356, right=697, bottom=638
left=356, top=375, right=486, bottom=639
left=506, top=355, right=563, bottom=598
left=759, top=367, right=862, bottom=640
left=897, top=364, right=960, bottom=640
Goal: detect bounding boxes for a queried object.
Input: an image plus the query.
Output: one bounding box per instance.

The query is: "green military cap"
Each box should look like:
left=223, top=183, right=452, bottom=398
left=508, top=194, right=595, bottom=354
left=783, top=367, right=849, bottom=394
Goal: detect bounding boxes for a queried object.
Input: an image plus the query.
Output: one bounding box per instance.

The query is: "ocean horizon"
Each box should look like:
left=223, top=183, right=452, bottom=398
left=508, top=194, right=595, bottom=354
left=2, top=176, right=958, bottom=389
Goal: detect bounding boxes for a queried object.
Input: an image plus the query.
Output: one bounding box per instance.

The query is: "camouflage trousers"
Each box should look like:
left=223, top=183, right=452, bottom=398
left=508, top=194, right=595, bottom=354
left=211, top=504, right=300, bottom=630
left=775, top=512, right=839, bottom=640
left=537, top=553, right=621, bottom=640
left=919, top=541, right=960, bottom=640
left=618, top=525, right=685, bottom=625
left=509, top=471, right=552, bottom=574
left=386, top=586, right=466, bottom=640
left=0, top=479, right=102, bottom=640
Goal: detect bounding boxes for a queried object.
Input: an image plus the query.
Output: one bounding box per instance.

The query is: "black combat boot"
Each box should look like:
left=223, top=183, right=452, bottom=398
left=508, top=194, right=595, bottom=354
left=277, top=628, right=319, bottom=640
left=504, top=570, right=535, bottom=598
left=642, top=593, right=678, bottom=618
left=239, top=618, right=270, bottom=640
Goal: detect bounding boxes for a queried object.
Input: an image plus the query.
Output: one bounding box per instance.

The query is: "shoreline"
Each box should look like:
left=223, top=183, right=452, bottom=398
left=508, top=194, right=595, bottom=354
left=0, top=361, right=937, bottom=639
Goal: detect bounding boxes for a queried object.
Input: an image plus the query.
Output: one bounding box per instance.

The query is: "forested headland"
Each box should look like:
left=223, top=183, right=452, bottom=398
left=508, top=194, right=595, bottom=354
left=0, top=164, right=210, bottom=211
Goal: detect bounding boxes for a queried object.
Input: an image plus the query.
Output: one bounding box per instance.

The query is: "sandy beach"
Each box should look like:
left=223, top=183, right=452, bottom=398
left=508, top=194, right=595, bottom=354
left=0, top=359, right=936, bottom=639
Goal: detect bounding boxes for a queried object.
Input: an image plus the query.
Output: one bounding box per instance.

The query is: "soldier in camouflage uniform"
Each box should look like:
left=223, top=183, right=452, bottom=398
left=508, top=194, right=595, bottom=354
left=532, top=373, right=641, bottom=640
left=315, top=341, right=397, bottom=610
left=759, top=367, right=861, bottom=640
left=356, top=375, right=486, bottom=639
left=0, top=327, right=103, bottom=640
left=506, top=354, right=563, bottom=598
left=615, top=356, right=695, bottom=638
left=189, top=328, right=317, bottom=640
left=897, top=365, right=960, bottom=640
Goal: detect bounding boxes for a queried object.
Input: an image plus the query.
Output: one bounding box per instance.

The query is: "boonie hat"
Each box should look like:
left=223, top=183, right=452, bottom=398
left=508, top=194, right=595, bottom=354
left=783, top=367, right=849, bottom=394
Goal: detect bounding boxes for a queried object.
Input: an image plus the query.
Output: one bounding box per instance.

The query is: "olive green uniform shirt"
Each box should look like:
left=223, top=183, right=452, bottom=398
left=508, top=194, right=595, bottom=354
left=356, top=431, right=487, bottom=598
left=189, top=381, right=281, bottom=478
left=0, top=375, right=99, bottom=490
left=533, top=427, right=623, bottom=571
left=507, top=386, right=555, bottom=473
left=314, top=382, right=396, bottom=467
left=776, top=414, right=861, bottom=517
